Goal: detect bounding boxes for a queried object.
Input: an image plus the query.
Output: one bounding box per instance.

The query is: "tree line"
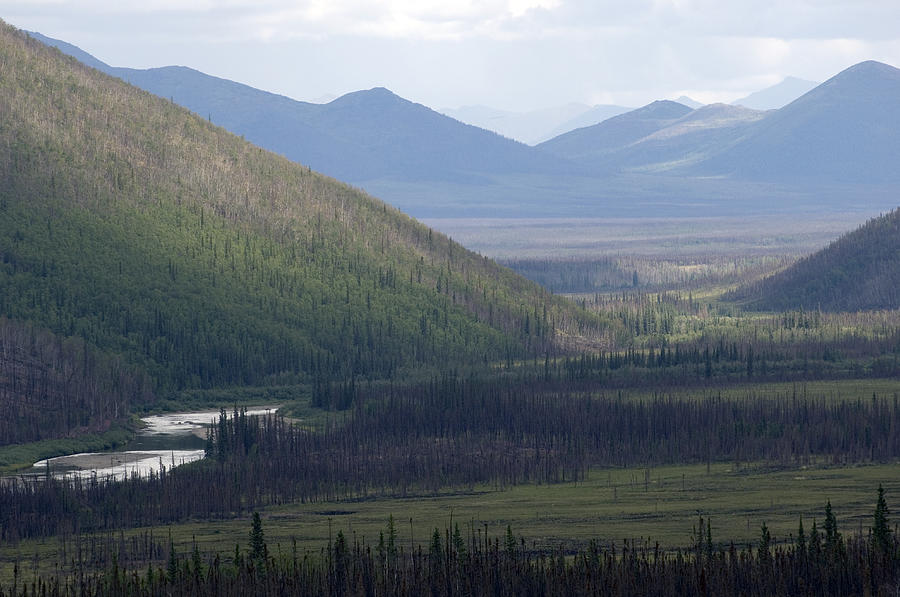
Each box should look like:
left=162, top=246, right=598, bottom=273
left=0, top=317, right=153, bottom=445
left=6, top=378, right=900, bottom=541
left=3, top=491, right=900, bottom=596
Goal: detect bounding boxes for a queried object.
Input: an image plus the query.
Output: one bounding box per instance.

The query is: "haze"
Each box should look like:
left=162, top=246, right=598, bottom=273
left=2, top=0, right=899, bottom=112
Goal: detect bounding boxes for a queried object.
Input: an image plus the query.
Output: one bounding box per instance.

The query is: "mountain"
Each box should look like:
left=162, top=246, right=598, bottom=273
left=543, top=104, right=634, bottom=141
left=674, top=96, right=704, bottom=109
left=440, top=103, right=594, bottom=145
left=0, top=21, right=609, bottom=439
left=537, top=100, right=694, bottom=164
left=695, top=61, right=900, bottom=183
left=731, top=208, right=900, bottom=311
left=28, top=32, right=572, bottom=187
left=28, top=31, right=900, bottom=219
left=609, top=103, right=766, bottom=172
left=732, top=76, right=819, bottom=110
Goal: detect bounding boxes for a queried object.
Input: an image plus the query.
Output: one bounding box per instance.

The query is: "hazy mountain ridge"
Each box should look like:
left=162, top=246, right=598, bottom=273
left=692, top=61, right=900, bottom=183
left=612, top=103, right=767, bottom=172
left=29, top=31, right=575, bottom=185
left=731, top=208, right=900, bottom=311
left=732, top=76, right=820, bottom=110
left=28, top=31, right=900, bottom=218
left=536, top=100, right=694, bottom=164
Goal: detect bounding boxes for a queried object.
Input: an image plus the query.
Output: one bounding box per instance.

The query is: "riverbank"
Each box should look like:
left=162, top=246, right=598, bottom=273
left=0, top=424, right=134, bottom=474
left=4, top=405, right=281, bottom=481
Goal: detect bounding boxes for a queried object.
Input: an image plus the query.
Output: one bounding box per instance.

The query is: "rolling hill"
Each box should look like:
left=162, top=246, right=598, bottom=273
left=730, top=208, right=900, bottom=312
left=600, top=103, right=766, bottom=172
left=536, top=100, right=694, bottom=166
left=0, top=21, right=611, bottom=442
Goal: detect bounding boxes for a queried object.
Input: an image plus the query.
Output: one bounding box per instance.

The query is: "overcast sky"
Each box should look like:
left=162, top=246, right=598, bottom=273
left=2, top=0, right=899, bottom=112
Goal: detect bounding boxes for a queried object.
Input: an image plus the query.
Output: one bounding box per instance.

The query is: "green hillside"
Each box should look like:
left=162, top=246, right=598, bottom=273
left=730, top=208, right=900, bottom=311
left=0, top=22, right=610, bottom=429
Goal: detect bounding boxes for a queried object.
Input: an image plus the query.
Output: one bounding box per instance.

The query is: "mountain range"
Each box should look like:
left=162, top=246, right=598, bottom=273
left=28, top=32, right=574, bottom=188
left=29, top=31, right=900, bottom=219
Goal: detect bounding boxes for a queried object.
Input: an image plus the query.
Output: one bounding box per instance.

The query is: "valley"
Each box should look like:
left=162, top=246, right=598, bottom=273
left=2, top=17, right=900, bottom=597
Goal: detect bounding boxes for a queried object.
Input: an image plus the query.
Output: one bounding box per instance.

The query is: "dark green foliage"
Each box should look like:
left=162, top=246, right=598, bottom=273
left=166, top=536, right=178, bottom=583
left=733, top=208, right=900, bottom=311
left=809, top=520, right=822, bottom=559
left=824, top=500, right=843, bottom=558
left=873, top=484, right=892, bottom=554
left=8, top=386, right=900, bottom=542
left=429, top=528, right=443, bottom=565
left=504, top=525, right=517, bottom=558
left=757, top=522, right=772, bottom=568
left=7, top=509, right=900, bottom=597
left=0, top=317, right=152, bottom=446
left=249, top=512, right=267, bottom=564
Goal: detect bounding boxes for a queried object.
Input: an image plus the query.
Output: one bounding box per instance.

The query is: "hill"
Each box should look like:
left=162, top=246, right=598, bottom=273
left=536, top=100, right=694, bottom=166
left=730, top=208, right=900, bottom=311
left=695, top=61, right=900, bottom=183
left=0, top=22, right=610, bottom=441
left=28, top=32, right=572, bottom=185
left=732, top=76, right=819, bottom=110
left=537, top=101, right=768, bottom=174
left=602, top=103, right=766, bottom=172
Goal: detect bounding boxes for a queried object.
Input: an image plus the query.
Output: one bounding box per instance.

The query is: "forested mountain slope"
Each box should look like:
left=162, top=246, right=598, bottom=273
left=0, top=21, right=610, bottom=425
left=730, top=208, right=900, bottom=311
left=0, top=317, right=153, bottom=444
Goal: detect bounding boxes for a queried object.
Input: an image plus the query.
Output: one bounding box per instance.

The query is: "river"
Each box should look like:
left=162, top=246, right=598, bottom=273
left=16, top=406, right=279, bottom=482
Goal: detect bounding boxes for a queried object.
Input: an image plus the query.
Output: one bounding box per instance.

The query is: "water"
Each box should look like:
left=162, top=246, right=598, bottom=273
left=19, top=406, right=278, bottom=482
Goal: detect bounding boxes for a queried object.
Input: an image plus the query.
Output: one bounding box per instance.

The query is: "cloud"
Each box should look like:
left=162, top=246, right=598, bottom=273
left=2, top=0, right=899, bottom=111
left=238, top=0, right=568, bottom=42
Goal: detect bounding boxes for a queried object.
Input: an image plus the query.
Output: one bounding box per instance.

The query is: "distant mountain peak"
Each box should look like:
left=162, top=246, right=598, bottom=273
left=842, top=59, right=898, bottom=73
left=732, top=76, right=820, bottom=110
left=336, top=86, right=401, bottom=100
left=674, top=95, right=704, bottom=109
left=632, top=99, right=693, bottom=118
left=825, top=60, right=900, bottom=88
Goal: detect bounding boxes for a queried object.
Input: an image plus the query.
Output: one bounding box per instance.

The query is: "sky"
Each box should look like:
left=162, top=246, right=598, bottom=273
left=2, top=0, right=899, bottom=112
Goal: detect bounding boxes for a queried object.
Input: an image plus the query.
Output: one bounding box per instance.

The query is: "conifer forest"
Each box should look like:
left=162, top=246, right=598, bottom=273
left=2, top=19, right=900, bottom=596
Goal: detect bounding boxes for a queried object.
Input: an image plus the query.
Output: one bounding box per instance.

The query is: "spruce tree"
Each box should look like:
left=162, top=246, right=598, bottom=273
left=873, top=484, right=892, bottom=554
left=823, top=500, right=842, bottom=558
left=249, top=512, right=267, bottom=563
left=758, top=522, right=772, bottom=568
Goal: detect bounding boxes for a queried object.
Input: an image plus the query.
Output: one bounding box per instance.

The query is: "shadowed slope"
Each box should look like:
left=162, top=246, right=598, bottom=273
left=731, top=208, right=900, bottom=312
